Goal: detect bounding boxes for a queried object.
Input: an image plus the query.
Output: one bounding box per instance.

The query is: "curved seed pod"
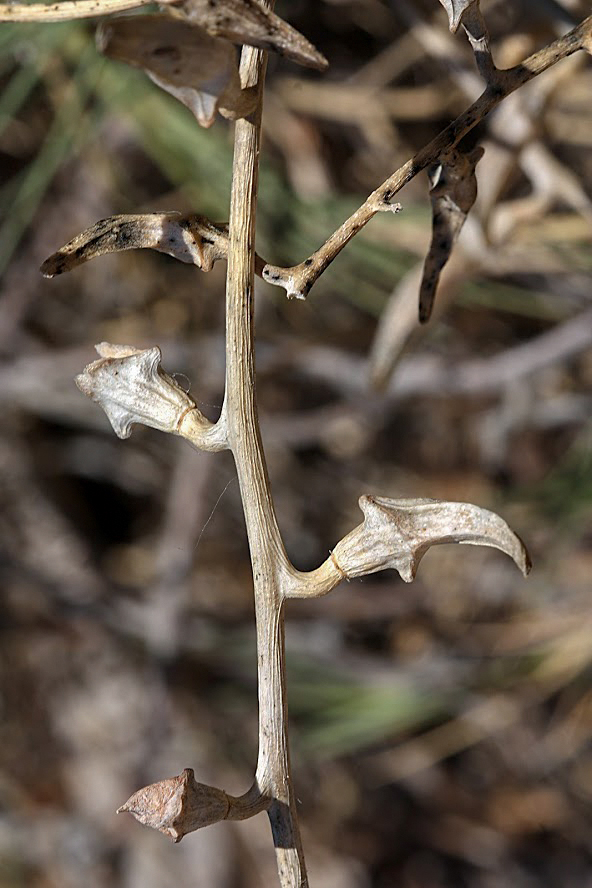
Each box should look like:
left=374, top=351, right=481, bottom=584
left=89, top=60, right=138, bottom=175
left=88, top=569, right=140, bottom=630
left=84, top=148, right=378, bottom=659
left=331, top=495, right=531, bottom=583
left=437, top=0, right=481, bottom=33
left=118, top=768, right=230, bottom=842
left=419, top=145, right=484, bottom=323
left=171, top=0, right=328, bottom=71
left=97, top=15, right=256, bottom=128
left=40, top=212, right=231, bottom=277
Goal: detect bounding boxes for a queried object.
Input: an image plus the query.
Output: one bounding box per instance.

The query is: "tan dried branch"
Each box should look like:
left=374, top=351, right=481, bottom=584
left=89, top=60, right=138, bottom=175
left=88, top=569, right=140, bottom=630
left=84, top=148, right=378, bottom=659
left=459, top=2, right=497, bottom=83
left=97, top=14, right=257, bottom=128
left=40, top=212, right=266, bottom=277
left=0, top=0, right=151, bottom=22
left=262, top=14, right=592, bottom=302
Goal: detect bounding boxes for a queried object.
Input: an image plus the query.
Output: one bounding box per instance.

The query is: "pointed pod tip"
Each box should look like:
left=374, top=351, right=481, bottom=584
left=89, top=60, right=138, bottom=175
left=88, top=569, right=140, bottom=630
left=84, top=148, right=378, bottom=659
left=516, top=534, right=533, bottom=577
left=39, top=258, right=57, bottom=278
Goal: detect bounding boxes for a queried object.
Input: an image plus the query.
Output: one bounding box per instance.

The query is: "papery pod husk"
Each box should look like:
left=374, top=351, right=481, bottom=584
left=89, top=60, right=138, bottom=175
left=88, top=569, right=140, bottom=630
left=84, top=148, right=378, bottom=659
left=332, top=495, right=531, bottom=582
left=41, top=212, right=230, bottom=277
left=118, top=768, right=230, bottom=842
left=97, top=15, right=253, bottom=127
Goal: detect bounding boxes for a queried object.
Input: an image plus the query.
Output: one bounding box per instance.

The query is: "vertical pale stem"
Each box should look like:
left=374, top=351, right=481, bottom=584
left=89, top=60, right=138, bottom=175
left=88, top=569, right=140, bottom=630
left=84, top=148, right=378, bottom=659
left=221, top=30, right=308, bottom=888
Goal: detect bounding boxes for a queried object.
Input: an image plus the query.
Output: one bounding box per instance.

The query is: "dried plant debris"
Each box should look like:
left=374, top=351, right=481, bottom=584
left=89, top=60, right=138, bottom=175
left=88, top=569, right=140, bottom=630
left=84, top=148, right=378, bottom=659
left=437, top=0, right=481, bottom=34
left=0, top=0, right=151, bottom=23
left=97, top=15, right=256, bottom=128
left=332, top=496, right=531, bottom=583
left=170, top=0, right=328, bottom=70
left=40, top=212, right=236, bottom=276
left=0, top=0, right=327, bottom=71
left=419, top=145, right=483, bottom=323
left=75, top=343, right=207, bottom=439
left=118, top=768, right=230, bottom=842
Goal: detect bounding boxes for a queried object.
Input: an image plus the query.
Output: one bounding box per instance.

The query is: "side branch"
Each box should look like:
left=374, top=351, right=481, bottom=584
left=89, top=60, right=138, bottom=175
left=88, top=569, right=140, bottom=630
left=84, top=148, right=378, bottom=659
left=262, top=14, right=592, bottom=301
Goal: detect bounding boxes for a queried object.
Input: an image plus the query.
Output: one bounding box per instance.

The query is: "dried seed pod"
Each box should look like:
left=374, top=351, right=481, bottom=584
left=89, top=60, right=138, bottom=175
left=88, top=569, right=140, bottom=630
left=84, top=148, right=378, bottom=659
left=419, top=145, right=483, bottom=323
left=97, top=15, right=256, bottom=127
left=118, top=768, right=230, bottom=842
left=170, top=0, right=328, bottom=71
left=40, top=212, right=231, bottom=277
left=75, top=343, right=210, bottom=440
left=331, top=495, right=531, bottom=583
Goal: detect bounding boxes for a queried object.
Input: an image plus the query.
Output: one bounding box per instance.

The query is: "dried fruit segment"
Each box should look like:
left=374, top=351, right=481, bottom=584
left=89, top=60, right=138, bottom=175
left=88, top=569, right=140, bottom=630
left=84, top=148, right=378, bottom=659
left=170, top=0, right=328, bottom=70
left=40, top=212, right=232, bottom=276
left=332, top=495, right=531, bottom=583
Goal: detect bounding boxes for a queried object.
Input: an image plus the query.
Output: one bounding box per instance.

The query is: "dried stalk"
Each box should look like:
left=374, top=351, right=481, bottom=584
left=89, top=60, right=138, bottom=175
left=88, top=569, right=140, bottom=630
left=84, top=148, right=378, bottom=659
left=219, top=26, right=310, bottom=887
left=262, top=14, right=592, bottom=301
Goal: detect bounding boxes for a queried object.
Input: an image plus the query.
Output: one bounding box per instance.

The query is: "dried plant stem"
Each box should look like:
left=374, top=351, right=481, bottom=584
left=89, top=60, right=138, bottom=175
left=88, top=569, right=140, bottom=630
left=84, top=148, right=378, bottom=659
left=262, top=14, right=592, bottom=300
left=220, top=19, right=309, bottom=888
left=0, top=0, right=152, bottom=21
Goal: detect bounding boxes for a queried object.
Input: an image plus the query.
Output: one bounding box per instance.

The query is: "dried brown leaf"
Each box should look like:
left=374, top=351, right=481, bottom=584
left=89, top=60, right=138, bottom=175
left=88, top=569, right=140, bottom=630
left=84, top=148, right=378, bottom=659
left=97, top=15, right=257, bottom=127
left=419, top=145, right=483, bottom=323
left=332, top=495, right=531, bottom=583
left=170, top=0, right=328, bottom=71
left=437, top=0, right=480, bottom=34
left=40, top=212, right=231, bottom=277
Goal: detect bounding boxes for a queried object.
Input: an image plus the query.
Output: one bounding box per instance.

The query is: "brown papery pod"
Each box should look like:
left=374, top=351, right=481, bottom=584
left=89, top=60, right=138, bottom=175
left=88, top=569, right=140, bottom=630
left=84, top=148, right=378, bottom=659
left=170, top=0, right=328, bottom=71
left=331, top=495, right=531, bottom=583
left=41, top=212, right=231, bottom=277
left=418, top=145, right=484, bottom=323
left=118, top=768, right=230, bottom=842
left=97, top=15, right=255, bottom=127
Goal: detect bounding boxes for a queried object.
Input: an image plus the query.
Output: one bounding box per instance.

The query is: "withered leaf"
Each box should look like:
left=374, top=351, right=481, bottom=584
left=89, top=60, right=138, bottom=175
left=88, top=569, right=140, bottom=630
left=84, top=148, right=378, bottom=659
left=419, top=145, right=483, bottom=323
left=169, top=0, right=328, bottom=71
left=437, top=0, right=481, bottom=34
left=97, top=15, right=256, bottom=128
left=331, top=495, right=531, bottom=583
left=40, top=212, right=233, bottom=277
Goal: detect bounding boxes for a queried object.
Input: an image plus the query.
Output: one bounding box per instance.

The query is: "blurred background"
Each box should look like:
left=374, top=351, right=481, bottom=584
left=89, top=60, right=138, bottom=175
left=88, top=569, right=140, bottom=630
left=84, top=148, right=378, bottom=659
left=1, top=1, right=592, bottom=885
